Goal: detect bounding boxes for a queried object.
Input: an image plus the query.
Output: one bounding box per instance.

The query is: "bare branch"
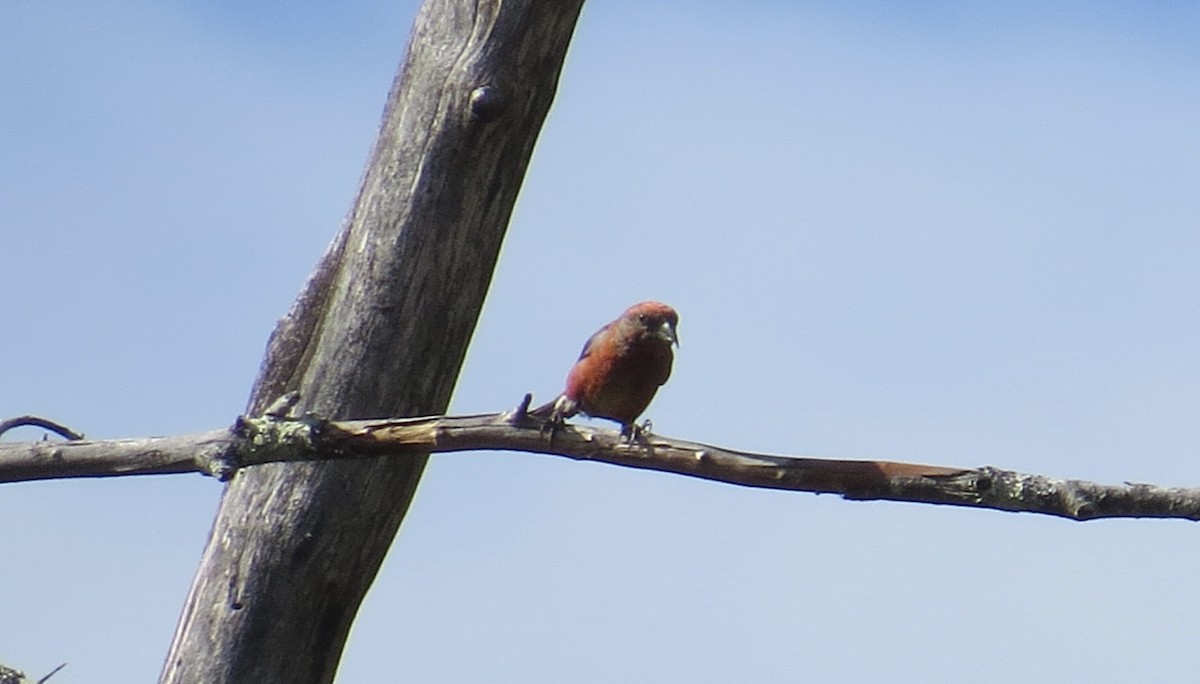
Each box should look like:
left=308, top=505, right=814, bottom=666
left=162, top=3, right=589, bottom=680
left=36, top=663, right=67, bottom=684
left=1, top=410, right=1196, bottom=522
left=0, top=429, right=237, bottom=482
left=0, top=415, right=83, bottom=441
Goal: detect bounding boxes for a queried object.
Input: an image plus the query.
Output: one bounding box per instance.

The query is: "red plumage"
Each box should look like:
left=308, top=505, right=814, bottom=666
left=534, top=301, right=679, bottom=433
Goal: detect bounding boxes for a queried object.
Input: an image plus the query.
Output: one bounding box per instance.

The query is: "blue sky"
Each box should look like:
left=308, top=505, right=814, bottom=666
left=4, top=1, right=1200, bottom=682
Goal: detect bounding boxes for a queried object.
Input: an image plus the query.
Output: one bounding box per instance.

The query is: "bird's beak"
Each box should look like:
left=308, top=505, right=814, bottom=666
left=660, top=320, right=679, bottom=347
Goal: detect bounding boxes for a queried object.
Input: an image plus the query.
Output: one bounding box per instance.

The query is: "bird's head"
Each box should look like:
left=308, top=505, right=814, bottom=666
left=623, top=301, right=680, bottom=347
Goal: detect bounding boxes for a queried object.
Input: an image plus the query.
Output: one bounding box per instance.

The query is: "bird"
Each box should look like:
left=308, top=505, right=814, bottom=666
left=532, top=301, right=679, bottom=437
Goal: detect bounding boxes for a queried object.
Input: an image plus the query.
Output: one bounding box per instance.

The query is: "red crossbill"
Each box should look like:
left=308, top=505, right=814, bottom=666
left=533, top=301, right=679, bottom=436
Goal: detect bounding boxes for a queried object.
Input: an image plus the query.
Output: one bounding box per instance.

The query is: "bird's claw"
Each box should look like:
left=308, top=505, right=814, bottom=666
left=538, top=405, right=568, bottom=446
left=539, top=414, right=563, bottom=436
left=619, top=419, right=654, bottom=444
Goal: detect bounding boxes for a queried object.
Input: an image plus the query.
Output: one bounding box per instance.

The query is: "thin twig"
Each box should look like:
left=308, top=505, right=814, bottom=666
left=0, top=415, right=83, bottom=441
left=37, top=663, right=66, bottom=684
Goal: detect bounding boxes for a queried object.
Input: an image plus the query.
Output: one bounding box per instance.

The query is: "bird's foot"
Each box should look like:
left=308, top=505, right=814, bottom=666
left=539, top=414, right=565, bottom=440
left=619, top=419, right=654, bottom=444
left=538, top=400, right=574, bottom=447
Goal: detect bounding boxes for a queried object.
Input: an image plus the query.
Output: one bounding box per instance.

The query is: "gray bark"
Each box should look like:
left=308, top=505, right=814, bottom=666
left=5, top=413, right=1200, bottom=522
left=159, top=1, right=585, bottom=681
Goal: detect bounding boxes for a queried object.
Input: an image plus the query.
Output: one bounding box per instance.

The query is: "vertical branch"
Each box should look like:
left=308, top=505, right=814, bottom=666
left=161, top=2, right=586, bottom=682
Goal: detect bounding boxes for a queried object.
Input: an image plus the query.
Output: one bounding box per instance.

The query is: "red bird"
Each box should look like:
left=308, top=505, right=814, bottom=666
left=534, top=301, right=680, bottom=436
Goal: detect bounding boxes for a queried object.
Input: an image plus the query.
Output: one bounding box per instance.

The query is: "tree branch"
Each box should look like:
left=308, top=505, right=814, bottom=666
left=161, top=2, right=586, bottom=680
left=0, top=415, right=84, bottom=441
left=2, top=408, right=1195, bottom=522
left=0, top=662, right=65, bottom=684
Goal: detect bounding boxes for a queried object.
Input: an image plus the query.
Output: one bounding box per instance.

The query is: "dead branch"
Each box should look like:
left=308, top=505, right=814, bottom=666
left=0, top=415, right=83, bottom=441
left=0, top=662, right=64, bottom=684
left=160, top=3, right=589, bottom=679
left=1, top=407, right=1195, bottom=522
left=37, top=664, right=66, bottom=684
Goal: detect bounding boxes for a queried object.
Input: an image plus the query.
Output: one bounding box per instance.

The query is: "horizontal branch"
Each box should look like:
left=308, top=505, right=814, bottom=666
left=1, top=407, right=1197, bottom=522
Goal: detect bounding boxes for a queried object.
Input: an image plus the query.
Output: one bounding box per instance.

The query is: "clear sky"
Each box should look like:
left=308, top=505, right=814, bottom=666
left=4, top=1, right=1200, bottom=682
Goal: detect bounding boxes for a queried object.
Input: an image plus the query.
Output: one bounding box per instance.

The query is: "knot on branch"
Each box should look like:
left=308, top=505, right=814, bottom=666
left=232, top=414, right=321, bottom=471
left=469, top=84, right=506, bottom=122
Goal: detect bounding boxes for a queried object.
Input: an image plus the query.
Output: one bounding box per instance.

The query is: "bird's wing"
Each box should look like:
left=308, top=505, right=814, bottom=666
left=576, top=322, right=612, bottom=361
left=654, top=352, right=673, bottom=386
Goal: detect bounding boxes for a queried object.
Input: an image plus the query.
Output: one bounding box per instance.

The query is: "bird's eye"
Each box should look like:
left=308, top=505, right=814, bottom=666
left=637, top=313, right=647, bottom=323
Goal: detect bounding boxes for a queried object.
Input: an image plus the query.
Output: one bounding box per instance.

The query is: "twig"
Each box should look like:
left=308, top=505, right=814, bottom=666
left=0, top=416, right=83, bottom=441
left=0, top=407, right=1197, bottom=522
left=37, top=663, right=66, bottom=684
